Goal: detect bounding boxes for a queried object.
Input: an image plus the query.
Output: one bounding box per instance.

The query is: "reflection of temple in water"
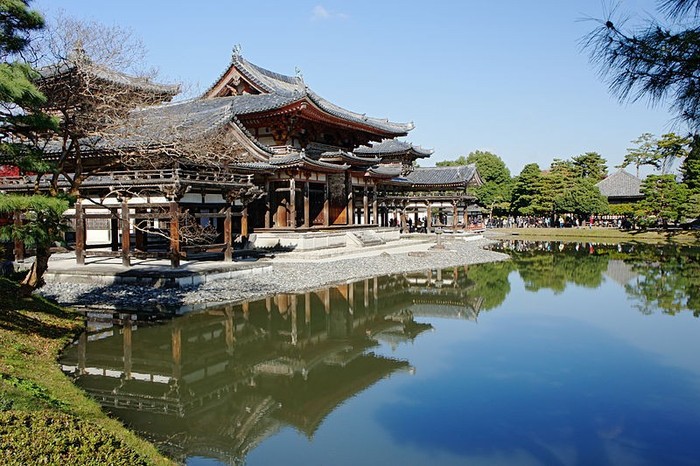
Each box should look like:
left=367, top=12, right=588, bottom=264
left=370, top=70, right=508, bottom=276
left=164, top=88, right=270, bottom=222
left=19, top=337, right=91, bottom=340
left=60, top=269, right=481, bottom=464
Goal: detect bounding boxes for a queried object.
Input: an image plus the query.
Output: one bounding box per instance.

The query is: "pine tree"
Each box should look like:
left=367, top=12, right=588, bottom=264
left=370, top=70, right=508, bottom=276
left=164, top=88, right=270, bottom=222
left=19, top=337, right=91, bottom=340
left=0, top=0, right=64, bottom=296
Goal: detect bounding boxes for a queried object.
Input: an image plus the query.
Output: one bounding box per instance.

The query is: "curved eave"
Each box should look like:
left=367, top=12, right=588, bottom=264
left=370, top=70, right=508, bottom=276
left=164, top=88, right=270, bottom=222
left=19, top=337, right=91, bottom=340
left=357, top=148, right=433, bottom=159
left=354, top=140, right=433, bottom=159
left=269, top=154, right=349, bottom=173
left=305, top=91, right=413, bottom=136
left=39, top=62, right=180, bottom=98
left=229, top=162, right=277, bottom=174
left=319, top=151, right=381, bottom=166
left=383, top=180, right=473, bottom=189
left=238, top=97, right=410, bottom=138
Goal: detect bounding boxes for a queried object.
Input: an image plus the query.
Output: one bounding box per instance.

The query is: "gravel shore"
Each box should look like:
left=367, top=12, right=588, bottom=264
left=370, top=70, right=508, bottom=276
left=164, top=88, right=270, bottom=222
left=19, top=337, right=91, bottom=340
left=39, top=238, right=508, bottom=312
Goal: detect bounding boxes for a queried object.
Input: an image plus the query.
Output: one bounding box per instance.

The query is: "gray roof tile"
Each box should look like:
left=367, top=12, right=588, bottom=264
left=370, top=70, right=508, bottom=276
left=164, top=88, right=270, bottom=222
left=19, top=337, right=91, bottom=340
left=392, top=164, right=481, bottom=188
left=39, top=51, right=180, bottom=96
left=595, top=170, right=643, bottom=199
left=355, top=139, right=433, bottom=158
left=217, top=54, right=413, bottom=135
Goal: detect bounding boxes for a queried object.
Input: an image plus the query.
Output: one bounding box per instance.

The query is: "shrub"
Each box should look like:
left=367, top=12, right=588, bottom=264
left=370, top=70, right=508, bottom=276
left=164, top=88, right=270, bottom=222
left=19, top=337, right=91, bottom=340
left=0, top=411, right=150, bottom=465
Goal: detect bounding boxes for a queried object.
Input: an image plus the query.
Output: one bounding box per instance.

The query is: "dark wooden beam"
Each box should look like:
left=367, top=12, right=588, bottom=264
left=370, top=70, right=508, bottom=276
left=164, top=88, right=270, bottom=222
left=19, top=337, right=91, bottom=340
left=169, top=199, right=180, bottom=268
left=121, top=198, right=131, bottom=267
left=75, top=199, right=85, bottom=265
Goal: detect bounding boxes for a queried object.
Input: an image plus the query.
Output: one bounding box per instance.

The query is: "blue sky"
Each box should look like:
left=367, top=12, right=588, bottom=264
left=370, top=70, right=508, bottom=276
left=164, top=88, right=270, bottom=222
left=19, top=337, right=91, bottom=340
left=33, top=0, right=679, bottom=174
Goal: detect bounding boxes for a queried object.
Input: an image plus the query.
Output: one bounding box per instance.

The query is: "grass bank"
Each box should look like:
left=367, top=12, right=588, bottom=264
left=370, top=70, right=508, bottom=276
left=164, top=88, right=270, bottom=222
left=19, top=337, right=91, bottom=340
left=0, top=278, right=173, bottom=465
left=485, top=227, right=700, bottom=244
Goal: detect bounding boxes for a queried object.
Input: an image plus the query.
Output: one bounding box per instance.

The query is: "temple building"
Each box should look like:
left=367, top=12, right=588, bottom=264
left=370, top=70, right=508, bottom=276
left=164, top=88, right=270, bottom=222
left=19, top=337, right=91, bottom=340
left=0, top=48, right=484, bottom=267
left=595, top=169, right=644, bottom=204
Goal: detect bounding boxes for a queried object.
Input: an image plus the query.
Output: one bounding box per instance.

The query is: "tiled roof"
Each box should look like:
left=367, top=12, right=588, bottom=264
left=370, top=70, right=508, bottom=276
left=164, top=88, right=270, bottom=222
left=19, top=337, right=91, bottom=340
left=595, top=170, right=643, bottom=199
left=368, top=164, right=403, bottom=178
left=399, top=165, right=480, bottom=186
left=267, top=153, right=348, bottom=172
left=38, top=49, right=180, bottom=97
left=209, top=53, right=413, bottom=136
left=355, top=139, right=433, bottom=158
left=40, top=96, right=278, bottom=159
left=319, top=150, right=380, bottom=165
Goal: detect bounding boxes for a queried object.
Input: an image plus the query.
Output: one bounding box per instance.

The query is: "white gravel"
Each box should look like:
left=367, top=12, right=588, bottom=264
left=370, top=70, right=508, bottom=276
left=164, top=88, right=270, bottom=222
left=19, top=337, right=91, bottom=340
left=38, top=238, right=508, bottom=311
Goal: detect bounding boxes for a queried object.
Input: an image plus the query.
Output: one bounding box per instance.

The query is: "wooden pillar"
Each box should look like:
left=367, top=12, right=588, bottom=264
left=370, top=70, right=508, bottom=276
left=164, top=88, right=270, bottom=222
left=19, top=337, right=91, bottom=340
left=110, top=212, right=119, bottom=252
left=291, top=294, right=298, bottom=346
left=400, top=203, right=407, bottom=232
left=120, top=197, right=130, bottom=267
left=426, top=202, right=432, bottom=233
left=305, top=292, right=311, bottom=325
left=264, top=180, right=271, bottom=229
left=224, top=204, right=232, bottom=261
left=372, top=186, right=378, bottom=225
left=363, top=187, right=369, bottom=225
left=241, top=204, right=249, bottom=240
left=289, top=178, right=296, bottom=228
left=169, top=198, right=180, bottom=268
left=123, top=318, right=132, bottom=380
left=303, top=181, right=310, bottom=228
left=171, top=323, right=181, bottom=380
left=346, top=176, right=354, bottom=226
left=463, top=203, right=469, bottom=229
left=75, top=199, right=85, bottom=265
left=452, top=202, right=458, bottom=230
left=364, top=279, right=370, bottom=308
left=323, top=288, right=331, bottom=314
left=225, top=305, right=235, bottom=352
left=323, top=180, right=330, bottom=227
left=12, top=211, right=24, bottom=262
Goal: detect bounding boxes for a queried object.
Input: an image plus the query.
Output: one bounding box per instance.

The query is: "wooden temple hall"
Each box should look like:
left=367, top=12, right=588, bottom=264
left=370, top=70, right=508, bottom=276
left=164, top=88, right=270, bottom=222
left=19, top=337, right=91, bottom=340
left=0, top=48, right=484, bottom=267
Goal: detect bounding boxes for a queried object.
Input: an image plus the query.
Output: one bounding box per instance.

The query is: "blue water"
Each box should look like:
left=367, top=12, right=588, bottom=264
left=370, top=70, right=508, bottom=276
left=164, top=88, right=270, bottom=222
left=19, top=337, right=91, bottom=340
left=61, top=242, right=700, bottom=466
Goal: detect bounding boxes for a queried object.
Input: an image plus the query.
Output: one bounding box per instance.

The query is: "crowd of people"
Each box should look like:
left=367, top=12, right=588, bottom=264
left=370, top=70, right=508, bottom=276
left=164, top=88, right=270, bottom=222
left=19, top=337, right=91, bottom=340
left=486, top=215, right=632, bottom=229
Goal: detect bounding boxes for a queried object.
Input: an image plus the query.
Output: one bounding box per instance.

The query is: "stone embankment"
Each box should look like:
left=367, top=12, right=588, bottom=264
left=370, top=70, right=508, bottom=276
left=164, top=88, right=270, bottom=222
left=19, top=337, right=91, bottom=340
left=39, top=238, right=508, bottom=311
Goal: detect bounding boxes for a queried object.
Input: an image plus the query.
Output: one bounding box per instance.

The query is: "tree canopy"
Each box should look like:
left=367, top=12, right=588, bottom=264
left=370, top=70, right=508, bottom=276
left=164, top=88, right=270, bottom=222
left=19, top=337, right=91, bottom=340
left=572, top=152, right=608, bottom=181
left=0, top=0, right=67, bottom=295
left=586, top=0, right=700, bottom=130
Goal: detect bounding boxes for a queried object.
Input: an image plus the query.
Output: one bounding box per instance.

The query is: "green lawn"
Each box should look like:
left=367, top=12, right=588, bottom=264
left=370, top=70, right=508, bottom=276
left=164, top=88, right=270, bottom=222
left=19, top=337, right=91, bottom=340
left=486, top=227, right=700, bottom=244
left=0, top=278, right=174, bottom=466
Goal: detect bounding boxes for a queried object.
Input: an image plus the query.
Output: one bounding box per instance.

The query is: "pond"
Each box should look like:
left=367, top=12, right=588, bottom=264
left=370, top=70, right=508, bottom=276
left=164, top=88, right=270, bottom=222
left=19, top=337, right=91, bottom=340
left=59, top=241, right=700, bottom=466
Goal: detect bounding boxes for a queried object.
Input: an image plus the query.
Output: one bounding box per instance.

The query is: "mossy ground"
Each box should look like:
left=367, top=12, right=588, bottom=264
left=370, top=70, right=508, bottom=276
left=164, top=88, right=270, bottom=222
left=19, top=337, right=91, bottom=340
left=0, top=278, right=173, bottom=465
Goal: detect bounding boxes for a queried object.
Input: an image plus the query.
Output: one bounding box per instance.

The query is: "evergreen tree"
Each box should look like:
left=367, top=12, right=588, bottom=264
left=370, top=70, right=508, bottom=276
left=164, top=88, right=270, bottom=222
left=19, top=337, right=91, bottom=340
left=464, top=150, right=513, bottom=213
left=586, top=0, right=700, bottom=130
left=621, top=133, right=658, bottom=178
left=656, top=132, right=691, bottom=174
left=511, top=163, right=543, bottom=216
left=638, top=174, right=689, bottom=226
left=0, top=0, right=64, bottom=296
left=572, top=152, right=608, bottom=181
left=0, top=0, right=55, bottom=170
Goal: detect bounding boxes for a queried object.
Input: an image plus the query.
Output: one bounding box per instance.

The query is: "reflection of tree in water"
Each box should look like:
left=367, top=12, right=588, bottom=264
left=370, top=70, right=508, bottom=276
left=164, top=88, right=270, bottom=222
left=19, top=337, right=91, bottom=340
left=499, top=241, right=610, bottom=293
left=623, top=246, right=700, bottom=317
left=497, top=240, right=700, bottom=317
left=463, top=261, right=515, bottom=310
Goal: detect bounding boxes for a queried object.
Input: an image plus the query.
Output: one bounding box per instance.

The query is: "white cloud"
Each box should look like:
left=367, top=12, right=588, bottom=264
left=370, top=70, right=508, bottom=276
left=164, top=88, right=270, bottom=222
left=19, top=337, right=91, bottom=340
left=311, top=5, right=348, bottom=21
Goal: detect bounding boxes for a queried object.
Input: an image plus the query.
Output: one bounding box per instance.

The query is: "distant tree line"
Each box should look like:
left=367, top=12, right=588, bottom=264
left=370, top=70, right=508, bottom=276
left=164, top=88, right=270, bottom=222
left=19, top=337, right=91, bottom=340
left=439, top=130, right=700, bottom=227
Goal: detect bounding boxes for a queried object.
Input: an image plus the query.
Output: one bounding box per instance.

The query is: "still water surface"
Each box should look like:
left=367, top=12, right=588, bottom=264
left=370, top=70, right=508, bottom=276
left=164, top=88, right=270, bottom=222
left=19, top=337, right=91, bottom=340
left=60, top=241, right=700, bottom=465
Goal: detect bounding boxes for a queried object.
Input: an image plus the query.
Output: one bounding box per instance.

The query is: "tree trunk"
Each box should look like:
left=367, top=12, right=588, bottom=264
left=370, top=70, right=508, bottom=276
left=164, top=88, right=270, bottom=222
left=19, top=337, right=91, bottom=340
left=18, top=245, right=51, bottom=298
